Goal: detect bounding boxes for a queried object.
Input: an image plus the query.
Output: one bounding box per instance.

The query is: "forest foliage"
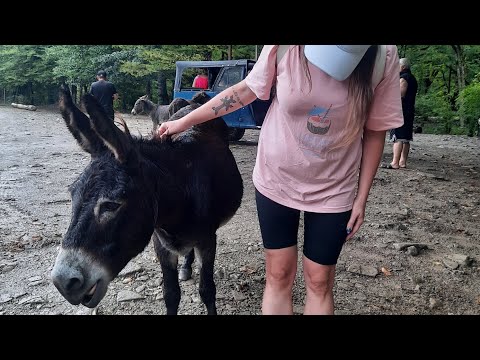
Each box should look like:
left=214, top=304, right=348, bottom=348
left=1, top=45, right=479, bottom=135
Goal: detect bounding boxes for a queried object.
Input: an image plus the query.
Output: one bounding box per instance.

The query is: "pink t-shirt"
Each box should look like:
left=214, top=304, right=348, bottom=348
left=245, top=45, right=404, bottom=213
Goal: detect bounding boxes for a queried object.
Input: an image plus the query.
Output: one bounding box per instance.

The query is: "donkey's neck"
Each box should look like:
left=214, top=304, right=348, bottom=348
left=143, top=99, right=158, bottom=116
left=137, top=138, right=177, bottom=169
left=137, top=139, right=188, bottom=230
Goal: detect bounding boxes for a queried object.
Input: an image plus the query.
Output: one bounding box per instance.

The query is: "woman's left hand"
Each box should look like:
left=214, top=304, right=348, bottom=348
left=345, top=199, right=366, bottom=240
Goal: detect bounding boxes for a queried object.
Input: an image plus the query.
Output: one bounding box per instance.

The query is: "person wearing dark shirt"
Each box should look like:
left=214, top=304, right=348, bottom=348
left=386, top=57, right=418, bottom=169
left=90, top=70, right=118, bottom=121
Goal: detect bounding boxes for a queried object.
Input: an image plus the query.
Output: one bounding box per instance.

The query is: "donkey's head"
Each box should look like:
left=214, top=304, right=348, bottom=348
left=191, top=91, right=211, bottom=105
left=131, top=95, right=149, bottom=115
left=51, top=86, right=156, bottom=308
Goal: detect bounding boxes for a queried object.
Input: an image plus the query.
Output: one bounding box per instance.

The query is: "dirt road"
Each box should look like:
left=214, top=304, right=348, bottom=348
left=0, top=105, right=479, bottom=315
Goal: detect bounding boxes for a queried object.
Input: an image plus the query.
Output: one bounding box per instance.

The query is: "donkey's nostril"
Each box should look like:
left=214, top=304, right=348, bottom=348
left=66, top=276, right=84, bottom=292
left=51, top=266, right=84, bottom=295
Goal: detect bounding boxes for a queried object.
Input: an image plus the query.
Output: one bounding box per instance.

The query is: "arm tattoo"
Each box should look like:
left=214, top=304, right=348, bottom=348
left=212, top=95, right=236, bottom=115
left=233, top=88, right=245, bottom=107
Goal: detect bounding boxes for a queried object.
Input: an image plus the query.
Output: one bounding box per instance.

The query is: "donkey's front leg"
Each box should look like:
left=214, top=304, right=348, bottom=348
left=153, top=234, right=180, bottom=315
left=196, top=234, right=217, bottom=315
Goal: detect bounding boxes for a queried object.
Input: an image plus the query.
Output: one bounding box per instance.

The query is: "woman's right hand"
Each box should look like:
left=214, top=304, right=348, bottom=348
left=156, top=119, right=186, bottom=139
left=155, top=80, right=257, bottom=140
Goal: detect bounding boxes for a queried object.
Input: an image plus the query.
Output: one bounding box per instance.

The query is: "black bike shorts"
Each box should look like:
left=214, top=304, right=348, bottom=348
left=255, top=189, right=351, bottom=265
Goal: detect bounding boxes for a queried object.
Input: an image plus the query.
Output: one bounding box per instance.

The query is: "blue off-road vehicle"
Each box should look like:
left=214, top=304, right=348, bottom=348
left=173, top=59, right=271, bottom=141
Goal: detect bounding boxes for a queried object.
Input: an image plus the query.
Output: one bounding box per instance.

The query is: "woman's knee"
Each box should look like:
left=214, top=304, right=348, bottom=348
left=304, top=263, right=335, bottom=295
left=265, top=248, right=297, bottom=288
left=266, top=266, right=296, bottom=286
left=305, top=276, right=332, bottom=295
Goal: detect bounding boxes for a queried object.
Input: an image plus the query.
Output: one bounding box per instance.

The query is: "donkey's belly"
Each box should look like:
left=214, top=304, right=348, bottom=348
left=155, top=228, right=196, bottom=256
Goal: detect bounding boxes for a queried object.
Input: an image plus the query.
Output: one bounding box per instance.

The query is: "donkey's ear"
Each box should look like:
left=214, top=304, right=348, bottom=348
left=82, top=93, right=134, bottom=164
left=58, top=84, right=106, bottom=155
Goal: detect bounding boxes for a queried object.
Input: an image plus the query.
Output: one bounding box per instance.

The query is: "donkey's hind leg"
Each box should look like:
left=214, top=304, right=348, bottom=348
left=195, top=234, right=217, bottom=315
left=179, top=249, right=195, bottom=281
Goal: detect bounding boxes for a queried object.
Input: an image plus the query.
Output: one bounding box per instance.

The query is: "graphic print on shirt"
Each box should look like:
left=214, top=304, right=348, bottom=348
left=306, top=104, right=333, bottom=135
left=298, top=104, right=336, bottom=156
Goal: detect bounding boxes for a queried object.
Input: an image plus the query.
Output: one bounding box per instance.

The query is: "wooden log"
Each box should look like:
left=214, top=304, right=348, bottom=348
left=11, top=103, right=37, bottom=111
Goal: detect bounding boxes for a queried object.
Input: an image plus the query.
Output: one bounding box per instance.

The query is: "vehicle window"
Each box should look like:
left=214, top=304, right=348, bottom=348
left=181, top=68, right=197, bottom=89
left=180, top=67, right=222, bottom=90
left=215, top=66, right=243, bottom=91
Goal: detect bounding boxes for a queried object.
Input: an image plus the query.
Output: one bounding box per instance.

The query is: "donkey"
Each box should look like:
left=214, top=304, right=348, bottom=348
left=131, top=92, right=211, bottom=131
left=51, top=85, right=243, bottom=315
left=130, top=91, right=217, bottom=282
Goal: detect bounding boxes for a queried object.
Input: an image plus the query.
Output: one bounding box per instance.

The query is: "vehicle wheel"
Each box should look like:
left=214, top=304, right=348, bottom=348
left=228, top=128, right=245, bottom=141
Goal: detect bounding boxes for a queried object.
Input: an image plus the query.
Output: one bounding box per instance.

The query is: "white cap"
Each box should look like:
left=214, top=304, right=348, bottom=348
left=304, top=45, right=371, bottom=81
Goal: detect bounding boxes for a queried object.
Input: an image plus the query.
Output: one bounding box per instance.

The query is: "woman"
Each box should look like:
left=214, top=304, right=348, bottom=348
left=156, top=45, right=403, bottom=315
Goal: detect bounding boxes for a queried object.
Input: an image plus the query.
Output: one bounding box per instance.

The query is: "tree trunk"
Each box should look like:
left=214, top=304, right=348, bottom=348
left=452, top=45, right=466, bottom=91
left=27, top=81, right=34, bottom=105
left=146, top=79, right=152, bottom=99
left=203, top=49, right=212, bottom=61
left=47, top=85, right=56, bottom=105
left=452, top=45, right=466, bottom=126
left=158, top=71, right=169, bottom=105
left=227, top=45, right=232, bottom=60
left=71, top=84, right=78, bottom=104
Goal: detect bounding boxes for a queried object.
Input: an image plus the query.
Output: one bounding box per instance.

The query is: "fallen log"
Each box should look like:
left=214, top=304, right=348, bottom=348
left=11, top=103, right=37, bottom=111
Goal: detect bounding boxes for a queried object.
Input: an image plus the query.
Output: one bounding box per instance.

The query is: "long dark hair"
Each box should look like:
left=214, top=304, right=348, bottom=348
left=299, top=45, right=379, bottom=149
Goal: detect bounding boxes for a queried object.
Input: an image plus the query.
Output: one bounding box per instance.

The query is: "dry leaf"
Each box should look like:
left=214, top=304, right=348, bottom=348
left=381, top=267, right=392, bottom=276
left=240, top=265, right=257, bottom=274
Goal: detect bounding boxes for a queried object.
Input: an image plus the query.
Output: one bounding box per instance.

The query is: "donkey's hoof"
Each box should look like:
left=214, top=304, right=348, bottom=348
left=178, top=268, right=192, bottom=281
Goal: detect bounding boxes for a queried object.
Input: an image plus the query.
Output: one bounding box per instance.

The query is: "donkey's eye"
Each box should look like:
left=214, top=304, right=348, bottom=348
left=100, top=201, right=122, bottom=213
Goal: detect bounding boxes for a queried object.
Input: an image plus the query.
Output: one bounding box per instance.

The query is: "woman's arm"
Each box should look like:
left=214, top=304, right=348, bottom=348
left=346, top=128, right=386, bottom=240
left=156, top=79, right=258, bottom=138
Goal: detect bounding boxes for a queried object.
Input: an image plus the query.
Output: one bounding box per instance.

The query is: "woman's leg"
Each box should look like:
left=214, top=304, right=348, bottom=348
left=255, top=189, right=300, bottom=315
left=303, top=258, right=336, bottom=314
left=263, top=247, right=298, bottom=314
left=302, top=210, right=351, bottom=315
left=399, top=141, right=410, bottom=168
left=391, top=141, right=403, bottom=168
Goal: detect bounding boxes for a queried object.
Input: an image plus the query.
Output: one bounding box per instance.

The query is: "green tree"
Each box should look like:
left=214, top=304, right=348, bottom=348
left=458, top=82, right=480, bottom=135
left=0, top=45, right=55, bottom=104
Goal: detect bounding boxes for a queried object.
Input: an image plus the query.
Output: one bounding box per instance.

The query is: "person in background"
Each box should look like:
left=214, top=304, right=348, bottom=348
left=90, top=70, right=118, bottom=121
left=385, top=57, right=418, bottom=169
left=192, top=69, right=209, bottom=89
